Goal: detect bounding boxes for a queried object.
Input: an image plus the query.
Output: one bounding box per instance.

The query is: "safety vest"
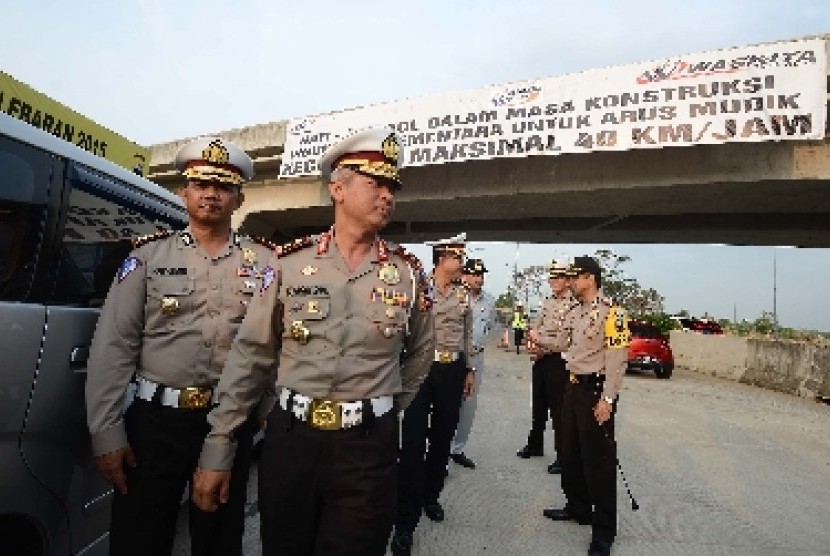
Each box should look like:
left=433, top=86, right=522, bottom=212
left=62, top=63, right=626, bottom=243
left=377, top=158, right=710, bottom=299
left=511, top=312, right=528, bottom=330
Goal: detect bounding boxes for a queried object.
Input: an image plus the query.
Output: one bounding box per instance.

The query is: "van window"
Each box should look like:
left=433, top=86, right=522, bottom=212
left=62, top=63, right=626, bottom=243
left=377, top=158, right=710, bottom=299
left=0, top=141, right=50, bottom=302
left=49, top=186, right=175, bottom=307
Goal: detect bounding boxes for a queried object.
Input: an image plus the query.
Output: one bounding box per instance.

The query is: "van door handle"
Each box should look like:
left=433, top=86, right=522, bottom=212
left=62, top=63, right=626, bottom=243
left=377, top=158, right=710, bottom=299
left=70, top=346, right=90, bottom=368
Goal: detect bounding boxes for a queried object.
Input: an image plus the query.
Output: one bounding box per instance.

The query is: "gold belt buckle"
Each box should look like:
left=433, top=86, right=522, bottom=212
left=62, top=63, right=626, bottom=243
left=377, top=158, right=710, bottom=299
left=179, top=386, right=212, bottom=409
left=310, top=399, right=342, bottom=430
left=569, top=372, right=579, bottom=385
left=438, top=351, right=453, bottom=363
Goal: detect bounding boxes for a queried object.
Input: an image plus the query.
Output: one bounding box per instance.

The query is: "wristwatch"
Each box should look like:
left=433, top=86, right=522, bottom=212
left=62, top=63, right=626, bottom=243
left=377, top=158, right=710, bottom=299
left=601, top=395, right=614, bottom=405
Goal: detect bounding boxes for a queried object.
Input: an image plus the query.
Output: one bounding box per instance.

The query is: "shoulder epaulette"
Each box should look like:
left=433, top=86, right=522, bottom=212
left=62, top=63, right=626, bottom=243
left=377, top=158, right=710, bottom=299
left=392, top=244, right=425, bottom=274
left=392, top=244, right=432, bottom=311
left=243, top=234, right=277, bottom=251
left=275, top=235, right=316, bottom=258
left=132, top=229, right=173, bottom=249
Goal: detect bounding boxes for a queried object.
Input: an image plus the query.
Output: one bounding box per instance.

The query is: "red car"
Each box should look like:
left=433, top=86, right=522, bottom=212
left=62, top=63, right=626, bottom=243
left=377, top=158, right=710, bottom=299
left=627, top=320, right=674, bottom=379
left=689, top=319, right=724, bottom=335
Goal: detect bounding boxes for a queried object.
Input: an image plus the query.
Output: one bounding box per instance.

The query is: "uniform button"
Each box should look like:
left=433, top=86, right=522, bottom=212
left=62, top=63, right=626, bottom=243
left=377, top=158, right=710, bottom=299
left=211, top=285, right=218, bottom=290
left=204, top=340, right=212, bottom=347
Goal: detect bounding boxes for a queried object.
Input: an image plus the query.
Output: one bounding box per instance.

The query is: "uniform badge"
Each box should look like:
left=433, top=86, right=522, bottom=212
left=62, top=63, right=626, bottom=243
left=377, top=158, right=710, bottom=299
left=604, top=306, right=631, bottom=349
left=260, top=266, right=276, bottom=295
left=244, top=280, right=257, bottom=289
left=161, top=297, right=179, bottom=314
left=382, top=326, right=395, bottom=338
left=290, top=320, right=310, bottom=344
left=308, top=300, right=320, bottom=313
left=116, top=256, right=142, bottom=283
left=302, top=265, right=318, bottom=276
left=243, top=248, right=257, bottom=265
left=385, top=307, right=396, bottom=318
left=378, top=262, right=400, bottom=285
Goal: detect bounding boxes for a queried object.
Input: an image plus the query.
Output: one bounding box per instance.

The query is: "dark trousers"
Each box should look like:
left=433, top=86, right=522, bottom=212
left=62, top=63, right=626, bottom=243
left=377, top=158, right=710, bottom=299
left=513, top=329, right=525, bottom=352
left=258, top=404, right=398, bottom=556
left=396, top=358, right=467, bottom=532
left=559, top=382, right=617, bottom=543
left=110, top=399, right=254, bottom=556
left=527, top=353, right=567, bottom=458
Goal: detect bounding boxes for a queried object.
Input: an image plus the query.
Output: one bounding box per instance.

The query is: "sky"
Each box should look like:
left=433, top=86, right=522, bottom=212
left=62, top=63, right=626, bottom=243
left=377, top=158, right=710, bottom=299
left=2, top=1, right=829, bottom=330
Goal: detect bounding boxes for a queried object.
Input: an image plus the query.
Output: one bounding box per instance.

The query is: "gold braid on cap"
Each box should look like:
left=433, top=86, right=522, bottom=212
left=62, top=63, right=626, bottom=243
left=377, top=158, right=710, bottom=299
left=181, top=139, right=243, bottom=185
left=336, top=134, right=401, bottom=183
left=336, top=159, right=399, bottom=182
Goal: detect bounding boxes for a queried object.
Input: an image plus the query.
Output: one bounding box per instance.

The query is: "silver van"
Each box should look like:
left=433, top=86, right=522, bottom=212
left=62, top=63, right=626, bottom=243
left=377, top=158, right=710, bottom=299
left=0, top=112, right=187, bottom=555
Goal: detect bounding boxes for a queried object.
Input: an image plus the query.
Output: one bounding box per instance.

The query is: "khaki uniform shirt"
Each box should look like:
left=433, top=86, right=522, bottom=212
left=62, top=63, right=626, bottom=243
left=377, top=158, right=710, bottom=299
left=468, top=290, right=496, bottom=370
left=199, top=233, right=435, bottom=470
left=432, top=279, right=474, bottom=369
left=533, top=291, right=577, bottom=354
left=561, top=290, right=630, bottom=400
left=85, top=229, right=275, bottom=456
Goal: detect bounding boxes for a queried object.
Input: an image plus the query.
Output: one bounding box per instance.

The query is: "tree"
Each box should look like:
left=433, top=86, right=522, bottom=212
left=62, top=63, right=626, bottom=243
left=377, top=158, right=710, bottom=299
left=592, top=249, right=665, bottom=315
left=495, top=291, right=516, bottom=309
left=511, top=264, right=548, bottom=308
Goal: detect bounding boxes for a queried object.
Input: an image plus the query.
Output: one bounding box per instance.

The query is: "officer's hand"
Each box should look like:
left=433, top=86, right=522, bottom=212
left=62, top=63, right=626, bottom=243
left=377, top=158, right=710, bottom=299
left=192, top=467, right=232, bottom=512
left=94, top=446, right=137, bottom=494
left=463, top=371, right=476, bottom=399
left=527, top=329, right=540, bottom=344
left=594, top=399, right=612, bottom=425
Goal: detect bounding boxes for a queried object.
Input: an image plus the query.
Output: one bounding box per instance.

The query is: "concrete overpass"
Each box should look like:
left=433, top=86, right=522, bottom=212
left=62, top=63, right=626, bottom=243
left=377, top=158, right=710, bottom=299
left=148, top=36, right=830, bottom=248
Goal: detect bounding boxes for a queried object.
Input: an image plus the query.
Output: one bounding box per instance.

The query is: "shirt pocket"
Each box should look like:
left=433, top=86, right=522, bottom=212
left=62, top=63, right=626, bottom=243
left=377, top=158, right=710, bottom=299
left=283, top=294, right=332, bottom=345
left=146, top=276, right=195, bottom=328
left=227, top=278, right=258, bottom=323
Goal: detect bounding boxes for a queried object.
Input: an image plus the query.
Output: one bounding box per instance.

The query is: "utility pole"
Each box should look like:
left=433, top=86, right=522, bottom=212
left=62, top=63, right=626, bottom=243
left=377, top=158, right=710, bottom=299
left=773, top=249, right=778, bottom=339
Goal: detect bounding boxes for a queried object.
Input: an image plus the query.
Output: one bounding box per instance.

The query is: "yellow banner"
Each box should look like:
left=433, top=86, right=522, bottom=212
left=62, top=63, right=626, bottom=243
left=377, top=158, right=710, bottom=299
left=1, top=71, right=150, bottom=176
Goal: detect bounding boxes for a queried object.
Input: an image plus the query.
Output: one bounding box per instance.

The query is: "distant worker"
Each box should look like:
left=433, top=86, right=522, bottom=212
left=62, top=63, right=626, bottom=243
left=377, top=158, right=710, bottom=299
left=449, top=258, right=497, bottom=470
left=520, top=260, right=576, bottom=474
left=542, top=256, right=630, bottom=556
left=85, top=136, right=271, bottom=556
left=511, top=304, right=528, bottom=354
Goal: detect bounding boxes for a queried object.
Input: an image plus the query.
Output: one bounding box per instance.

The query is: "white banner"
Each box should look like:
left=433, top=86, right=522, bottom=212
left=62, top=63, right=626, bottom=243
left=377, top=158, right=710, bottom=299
left=281, top=38, right=827, bottom=178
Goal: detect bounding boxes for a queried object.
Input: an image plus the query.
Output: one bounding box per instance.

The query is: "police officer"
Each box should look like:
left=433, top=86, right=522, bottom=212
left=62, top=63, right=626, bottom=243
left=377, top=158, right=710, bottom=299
left=85, top=136, right=273, bottom=556
left=191, top=128, right=435, bottom=556
left=518, top=260, right=576, bottom=474
left=542, top=256, right=630, bottom=556
left=449, top=258, right=496, bottom=470
left=392, top=234, right=476, bottom=555
left=392, top=233, right=475, bottom=555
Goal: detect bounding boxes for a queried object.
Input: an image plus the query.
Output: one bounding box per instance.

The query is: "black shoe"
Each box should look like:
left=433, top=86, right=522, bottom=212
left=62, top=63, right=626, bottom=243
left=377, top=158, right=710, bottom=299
left=390, top=529, right=413, bottom=556
left=424, top=502, right=445, bottom=522
left=547, top=460, right=562, bottom=474
left=450, top=452, right=476, bottom=469
left=542, top=507, right=592, bottom=525
left=516, top=445, right=543, bottom=458
left=588, top=538, right=613, bottom=556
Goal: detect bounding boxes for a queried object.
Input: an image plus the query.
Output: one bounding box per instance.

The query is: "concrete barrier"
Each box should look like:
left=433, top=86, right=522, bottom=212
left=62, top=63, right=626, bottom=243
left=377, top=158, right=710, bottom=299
left=669, top=331, right=830, bottom=399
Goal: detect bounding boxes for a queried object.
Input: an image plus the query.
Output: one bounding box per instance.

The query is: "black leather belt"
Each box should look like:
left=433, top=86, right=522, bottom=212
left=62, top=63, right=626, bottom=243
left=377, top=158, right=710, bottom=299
left=568, top=372, right=604, bottom=386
